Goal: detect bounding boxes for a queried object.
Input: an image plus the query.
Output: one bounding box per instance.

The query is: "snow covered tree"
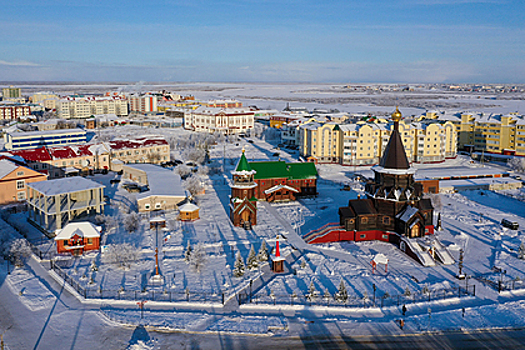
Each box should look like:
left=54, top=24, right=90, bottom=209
left=307, top=281, right=317, bottom=301
left=9, top=239, right=32, bottom=267
left=247, top=245, right=258, bottom=269
left=508, top=157, right=525, bottom=172
left=184, top=241, right=192, bottom=263
left=404, top=286, right=411, bottom=297
left=519, top=241, right=525, bottom=260
left=184, top=148, right=206, bottom=165
left=123, top=212, right=140, bottom=233
left=184, top=175, right=204, bottom=197
left=90, top=260, right=98, bottom=271
left=174, top=164, right=192, bottom=179
left=103, top=243, right=140, bottom=269
left=233, top=251, right=245, bottom=278
left=257, top=240, right=269, bottom=262
left=336, top=279, right=348, bottom=303
left=189, top=244, right=207, bottom=274
left=323, top=289, right=332, bottom=302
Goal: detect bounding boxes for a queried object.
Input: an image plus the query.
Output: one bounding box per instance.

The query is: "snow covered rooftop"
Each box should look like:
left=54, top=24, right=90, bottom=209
left=0, top=159, right=19, bottom=179
left=54, top=222, right=101, bottom=240
left=27, top=177, right=104, bottom=196
left=124, top=164, right=186, bottom=200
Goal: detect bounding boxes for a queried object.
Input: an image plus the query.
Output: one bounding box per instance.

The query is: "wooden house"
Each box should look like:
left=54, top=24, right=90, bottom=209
left=54, top=222, right=101, bottom=255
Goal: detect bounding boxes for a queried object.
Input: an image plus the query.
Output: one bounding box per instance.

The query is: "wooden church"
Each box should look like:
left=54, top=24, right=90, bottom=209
left=338, top=107, right=435, bottom=240
left=230, top=149, right=258, bottom=229
left=304, top=108, right=454, bottom=266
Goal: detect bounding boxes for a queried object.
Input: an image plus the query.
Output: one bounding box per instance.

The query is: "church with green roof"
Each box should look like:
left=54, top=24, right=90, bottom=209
left=229, top=149, right=318, bottom=229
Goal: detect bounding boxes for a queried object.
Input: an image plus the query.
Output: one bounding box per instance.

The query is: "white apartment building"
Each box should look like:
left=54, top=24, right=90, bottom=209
left=56, top=96, right=128, bottom=119
left=184, top=106, right=255, bottom=135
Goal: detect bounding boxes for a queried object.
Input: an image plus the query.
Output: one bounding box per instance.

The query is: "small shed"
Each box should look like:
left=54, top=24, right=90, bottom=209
left=54, top=222, right=101, bottom=255
left=271, top=236, right=285, bottom=273
left=179, top=202, right=200, bottom=221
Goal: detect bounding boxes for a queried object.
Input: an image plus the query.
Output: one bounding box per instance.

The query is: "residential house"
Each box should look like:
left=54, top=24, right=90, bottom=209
left=0, top=159, right=47, bottom=205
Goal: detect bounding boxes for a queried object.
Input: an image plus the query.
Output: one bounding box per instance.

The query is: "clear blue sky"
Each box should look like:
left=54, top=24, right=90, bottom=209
left=1, top=0, right=524, bottom=83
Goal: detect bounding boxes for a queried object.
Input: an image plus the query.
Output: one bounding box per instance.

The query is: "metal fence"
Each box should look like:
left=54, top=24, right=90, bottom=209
left=50, top=260, right=225, bottom=304
left=473, top=271, right=525, bottom=293
left=241, top=285, right=475, bottom=308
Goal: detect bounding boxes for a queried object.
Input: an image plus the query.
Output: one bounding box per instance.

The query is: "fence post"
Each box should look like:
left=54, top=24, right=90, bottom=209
left=473, top=285, right=476, bottom=296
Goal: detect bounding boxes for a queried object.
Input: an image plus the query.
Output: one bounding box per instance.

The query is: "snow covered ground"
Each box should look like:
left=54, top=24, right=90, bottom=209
left=1, top=83, right=525, bottom=348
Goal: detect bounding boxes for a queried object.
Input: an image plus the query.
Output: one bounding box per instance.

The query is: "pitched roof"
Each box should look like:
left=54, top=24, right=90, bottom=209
left=0, top=159, right=19, bottom=180
left=378, top=126, right=410, bottom=169
left=348, top=199, right=377, bottom=215
left=109, top=136, right=168, bottom=151
left=235, top=151, right=252, bottom=172
left=10, top=147, right=52, bottom=162
left=124, top=164, right=186, bottom=200
left=249, top=161, right=317, bottom=180
left=54, top=222, right=101, bottom=240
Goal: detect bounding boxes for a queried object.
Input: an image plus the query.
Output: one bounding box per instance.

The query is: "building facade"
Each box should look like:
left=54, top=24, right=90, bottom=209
left=129, top=95, right=158, bottom=113
left=184, top=107, right=255, bottom=135
left=109, top=136, right=170, bottom=166
left=0, top=159, right=47, bottom=205
left=56, top=96, right=128, bottom=119
left=0, top=104, right=32, bottom=120
left=4, top=128, right=87, bottom=150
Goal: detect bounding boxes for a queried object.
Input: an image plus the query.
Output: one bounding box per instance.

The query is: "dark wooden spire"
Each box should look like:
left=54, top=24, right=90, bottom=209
left=378, top=108, right=410, bottom=170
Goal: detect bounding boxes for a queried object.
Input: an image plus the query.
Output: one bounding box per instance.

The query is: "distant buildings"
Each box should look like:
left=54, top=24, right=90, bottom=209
left=2, top=86, right=22, bottom=100
left=184, top=106, right=255, bottom=135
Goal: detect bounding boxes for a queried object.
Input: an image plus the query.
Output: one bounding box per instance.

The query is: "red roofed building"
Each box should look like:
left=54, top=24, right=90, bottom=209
left=109, top=136, right=170, bottom=166
left=10, top=144, right=110, bottom=178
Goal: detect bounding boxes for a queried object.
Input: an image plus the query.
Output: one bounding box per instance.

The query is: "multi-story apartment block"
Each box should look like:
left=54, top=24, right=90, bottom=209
left=428, top=111, right=525, bottom=156
left=184, top=106, right=255, bottom=135
left=109, top=136, right=170, bottom=165
left=339, top=123, right=389, bottom=166
left=2, top=86, right=22, bottom=100
left=30, top=93, right=58, bottom=106
left=299, top=122, right=342, bottom=163
left=129, top=95, right=158, bottom=113
left=297, top=117, right=457, bottom=165
left=0, top=103, right=31, bottom=120
left=4, top=128, right=87, bottom=150
left=56, top=96, right=128, bottom=119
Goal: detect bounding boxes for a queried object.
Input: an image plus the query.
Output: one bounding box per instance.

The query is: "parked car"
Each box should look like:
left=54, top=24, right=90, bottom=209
left=501, top=219, right=519, bottom=230
left=110, top=179, right=120, bottom=184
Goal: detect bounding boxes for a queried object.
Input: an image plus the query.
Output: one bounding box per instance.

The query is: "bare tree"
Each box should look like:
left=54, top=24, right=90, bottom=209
left=508, top=158, right=525, bottom=172
left=147, top=152, right=162, bottom=163
left=9, top=239, right=32, bottom=267
left=123, top=212, right=140, bottom=233
left=103, top=243, right=140, bottom=269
